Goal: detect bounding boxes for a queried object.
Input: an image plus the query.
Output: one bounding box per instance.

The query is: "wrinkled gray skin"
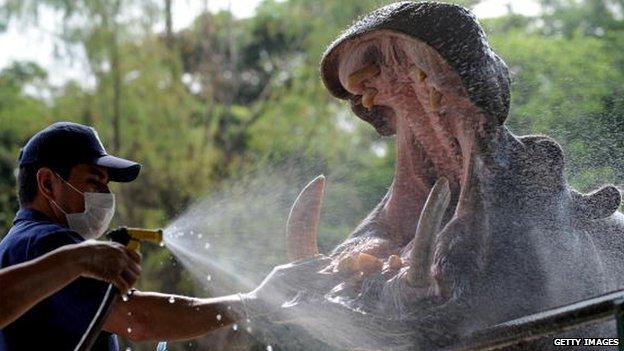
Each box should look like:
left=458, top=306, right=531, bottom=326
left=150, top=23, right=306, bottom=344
left=274, top=2, right=624, bottom=350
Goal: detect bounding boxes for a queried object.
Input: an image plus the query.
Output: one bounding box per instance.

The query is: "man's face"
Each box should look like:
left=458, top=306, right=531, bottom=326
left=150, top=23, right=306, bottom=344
left=53, top=164, right=110, bottom=214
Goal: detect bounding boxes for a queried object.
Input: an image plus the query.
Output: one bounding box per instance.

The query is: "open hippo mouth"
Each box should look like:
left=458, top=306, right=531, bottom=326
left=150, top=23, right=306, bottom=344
left=323, top=28, right=489, bottom=304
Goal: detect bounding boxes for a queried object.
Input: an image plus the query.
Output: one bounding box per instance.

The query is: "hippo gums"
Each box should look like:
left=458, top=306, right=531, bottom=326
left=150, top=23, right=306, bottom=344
left=274, top=2, right=624, bottom=350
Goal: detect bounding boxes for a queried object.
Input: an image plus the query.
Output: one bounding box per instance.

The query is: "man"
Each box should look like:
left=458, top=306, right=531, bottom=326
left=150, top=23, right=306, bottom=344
left=0, top=240, right=141, bottom=328
left=0, top=122, right=327, bottom=350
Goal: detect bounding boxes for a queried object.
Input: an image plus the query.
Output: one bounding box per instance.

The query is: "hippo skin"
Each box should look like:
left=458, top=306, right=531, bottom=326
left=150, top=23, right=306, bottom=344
left=276, top=2, right=624, bottom=350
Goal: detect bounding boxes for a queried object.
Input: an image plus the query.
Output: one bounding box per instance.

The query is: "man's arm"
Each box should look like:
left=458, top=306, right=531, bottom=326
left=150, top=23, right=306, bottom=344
left=104, top=291, right=244, bottom=341
left=104, top=256, right=333, bottom=342
left=0, top=241, right=141, bottom=328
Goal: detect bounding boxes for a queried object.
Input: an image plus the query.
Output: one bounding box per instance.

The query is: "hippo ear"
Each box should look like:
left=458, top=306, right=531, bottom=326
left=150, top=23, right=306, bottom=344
left=572, top=186, right=622, bottom=221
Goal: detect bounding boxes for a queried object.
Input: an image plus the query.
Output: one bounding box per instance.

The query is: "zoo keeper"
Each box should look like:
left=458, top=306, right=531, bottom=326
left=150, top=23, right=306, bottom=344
left=0, top=121, right=321, bottom=351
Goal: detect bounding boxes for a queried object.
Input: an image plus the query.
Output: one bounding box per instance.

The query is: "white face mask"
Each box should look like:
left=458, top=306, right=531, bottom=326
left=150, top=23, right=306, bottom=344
left=47, top=173, right=115, bottom=240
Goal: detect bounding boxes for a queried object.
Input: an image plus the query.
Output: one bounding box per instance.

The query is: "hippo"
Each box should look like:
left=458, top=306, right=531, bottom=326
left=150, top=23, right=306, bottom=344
left=270, top=2, right=624, bottom=350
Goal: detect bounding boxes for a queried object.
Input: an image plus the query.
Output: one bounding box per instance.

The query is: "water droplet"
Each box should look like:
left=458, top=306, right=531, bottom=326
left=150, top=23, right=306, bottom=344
left=168, top=296, right=175, bottom=304
left=232, top=324, right=238, bottom=331
left=204, top=243, right=210, bottom=249
left=159, top=242, right=165, bottom=247
left=246, top=326, right=252, bottom=333
left=126, top=347, right=132, bottom=351
left=122, top=294, right=129, bottom=302
left=266, top=346, right=273, bottom=351
left=216, top=314, right=222, bottom=321
left=227, top=306, right=232, bottom=310
left=127, top=327, right=132, bottom=333
left=127, top=312, right=132, bottom=316
left=206, top=275, right=212, bottom=281
left=197, top=233, right=202, bottom=239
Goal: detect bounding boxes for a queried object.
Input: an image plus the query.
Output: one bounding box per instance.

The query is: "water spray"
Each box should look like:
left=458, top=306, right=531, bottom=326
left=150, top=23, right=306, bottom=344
left=74, top=227, right=163, bottom=351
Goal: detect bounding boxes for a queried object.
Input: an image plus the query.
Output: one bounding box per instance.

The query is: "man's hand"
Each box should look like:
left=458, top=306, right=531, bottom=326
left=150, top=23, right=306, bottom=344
left=243, top=256, right=334, bottom=319
left=70, top=241, right=142, bottom=292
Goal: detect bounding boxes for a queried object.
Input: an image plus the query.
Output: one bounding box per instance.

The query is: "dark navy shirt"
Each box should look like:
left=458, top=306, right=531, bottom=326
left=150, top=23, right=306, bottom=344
left=0, top=208, right=119, bottom=351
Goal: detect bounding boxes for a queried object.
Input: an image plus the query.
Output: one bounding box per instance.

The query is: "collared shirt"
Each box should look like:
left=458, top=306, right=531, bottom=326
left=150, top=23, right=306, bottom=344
left=0, top=208, right=119, bottom=351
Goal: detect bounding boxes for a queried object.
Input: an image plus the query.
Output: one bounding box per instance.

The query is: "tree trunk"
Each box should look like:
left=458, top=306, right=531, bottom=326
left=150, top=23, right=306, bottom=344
left=111, top=0, right=122, bottom=153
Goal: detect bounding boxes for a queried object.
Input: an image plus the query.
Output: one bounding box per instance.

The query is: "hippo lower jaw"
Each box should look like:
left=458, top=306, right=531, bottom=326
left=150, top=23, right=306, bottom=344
left=285, top=30, right=493, bottom=317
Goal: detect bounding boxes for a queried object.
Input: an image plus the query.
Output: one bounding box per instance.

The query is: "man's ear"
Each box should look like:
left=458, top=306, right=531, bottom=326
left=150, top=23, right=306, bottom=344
left=36, top=167, right=56, bottom=200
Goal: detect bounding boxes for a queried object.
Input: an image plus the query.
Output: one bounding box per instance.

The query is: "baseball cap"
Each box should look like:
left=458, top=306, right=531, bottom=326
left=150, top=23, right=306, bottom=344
left=18, top=122, right=141, bottom=182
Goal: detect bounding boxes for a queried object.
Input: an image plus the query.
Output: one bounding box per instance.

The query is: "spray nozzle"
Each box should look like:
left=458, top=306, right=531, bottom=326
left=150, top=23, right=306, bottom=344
left=108, top=227, right=163, bottom=252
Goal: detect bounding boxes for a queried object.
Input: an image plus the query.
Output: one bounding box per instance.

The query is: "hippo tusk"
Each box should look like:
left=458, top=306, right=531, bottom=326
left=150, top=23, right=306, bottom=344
left=286, top=175, right=325, bottom=261
left=362, top=87, right=378, bottom=110
left=407, top=177, right=451, bottom=286
left=346, top=64, right=381, bottom=91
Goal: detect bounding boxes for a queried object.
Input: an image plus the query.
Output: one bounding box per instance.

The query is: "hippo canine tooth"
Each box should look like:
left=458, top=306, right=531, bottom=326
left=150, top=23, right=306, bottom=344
left=362, top=87, right=378, bottom=110
left=286, top=175, right=325, bottom=261
left=407, top=177, right=451, bottom=286
left=346, top=64, right=380, bottom=91
left=430, top=88, right=443, bottom=111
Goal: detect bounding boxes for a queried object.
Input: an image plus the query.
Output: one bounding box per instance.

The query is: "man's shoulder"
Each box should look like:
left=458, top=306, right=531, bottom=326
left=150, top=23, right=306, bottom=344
left=0, top=218, right=82, bottom=265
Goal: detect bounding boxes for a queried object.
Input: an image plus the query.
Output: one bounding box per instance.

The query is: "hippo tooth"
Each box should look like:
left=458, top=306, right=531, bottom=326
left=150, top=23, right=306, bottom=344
left=411, top=66, right=427, bottom=84
left=429, top=88, right=443, bottom=111
left=336, top=255, right=358, bottom=274
left=346, top=64, right=381, bottom=91
left=407, top=177, right=451, bottom=286
left=362, top=87, right=378, bottom=110
left=357, top=253, right=384, bottom=274
left=387, top=255, right=403, bottom=270
left=286, top=175, right=325, bottom=261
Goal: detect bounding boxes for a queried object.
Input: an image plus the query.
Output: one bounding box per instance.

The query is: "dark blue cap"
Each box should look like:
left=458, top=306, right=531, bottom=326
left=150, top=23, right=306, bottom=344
left=18, top=122, right=141, bottom=182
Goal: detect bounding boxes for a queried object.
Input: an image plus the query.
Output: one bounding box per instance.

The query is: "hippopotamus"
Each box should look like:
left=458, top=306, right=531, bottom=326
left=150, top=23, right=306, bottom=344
left=273, top=2, right=624, bottom=350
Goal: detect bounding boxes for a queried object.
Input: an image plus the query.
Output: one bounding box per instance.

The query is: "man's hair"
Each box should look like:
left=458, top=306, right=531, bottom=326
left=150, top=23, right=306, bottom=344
left=17, top=163, right=73, bottom=207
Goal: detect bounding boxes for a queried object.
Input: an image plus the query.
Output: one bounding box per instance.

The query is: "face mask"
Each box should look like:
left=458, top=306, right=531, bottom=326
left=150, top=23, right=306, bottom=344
left=46, top=173, right=115, bottom=240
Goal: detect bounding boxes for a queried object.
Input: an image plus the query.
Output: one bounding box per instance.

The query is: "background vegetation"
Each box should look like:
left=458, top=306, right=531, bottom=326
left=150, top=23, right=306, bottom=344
left=0, top=0, right=622, bottom=349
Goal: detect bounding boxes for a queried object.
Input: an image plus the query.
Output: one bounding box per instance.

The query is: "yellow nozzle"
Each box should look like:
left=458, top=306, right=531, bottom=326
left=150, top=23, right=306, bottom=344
left=125, top=228, right=163, bottom=251
left=126, top=228, right=163, bottom=243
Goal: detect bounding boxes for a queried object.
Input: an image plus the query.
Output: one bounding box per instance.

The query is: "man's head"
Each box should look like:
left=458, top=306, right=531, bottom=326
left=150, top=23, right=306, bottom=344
left=17, top=122, right=140, bottom=228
